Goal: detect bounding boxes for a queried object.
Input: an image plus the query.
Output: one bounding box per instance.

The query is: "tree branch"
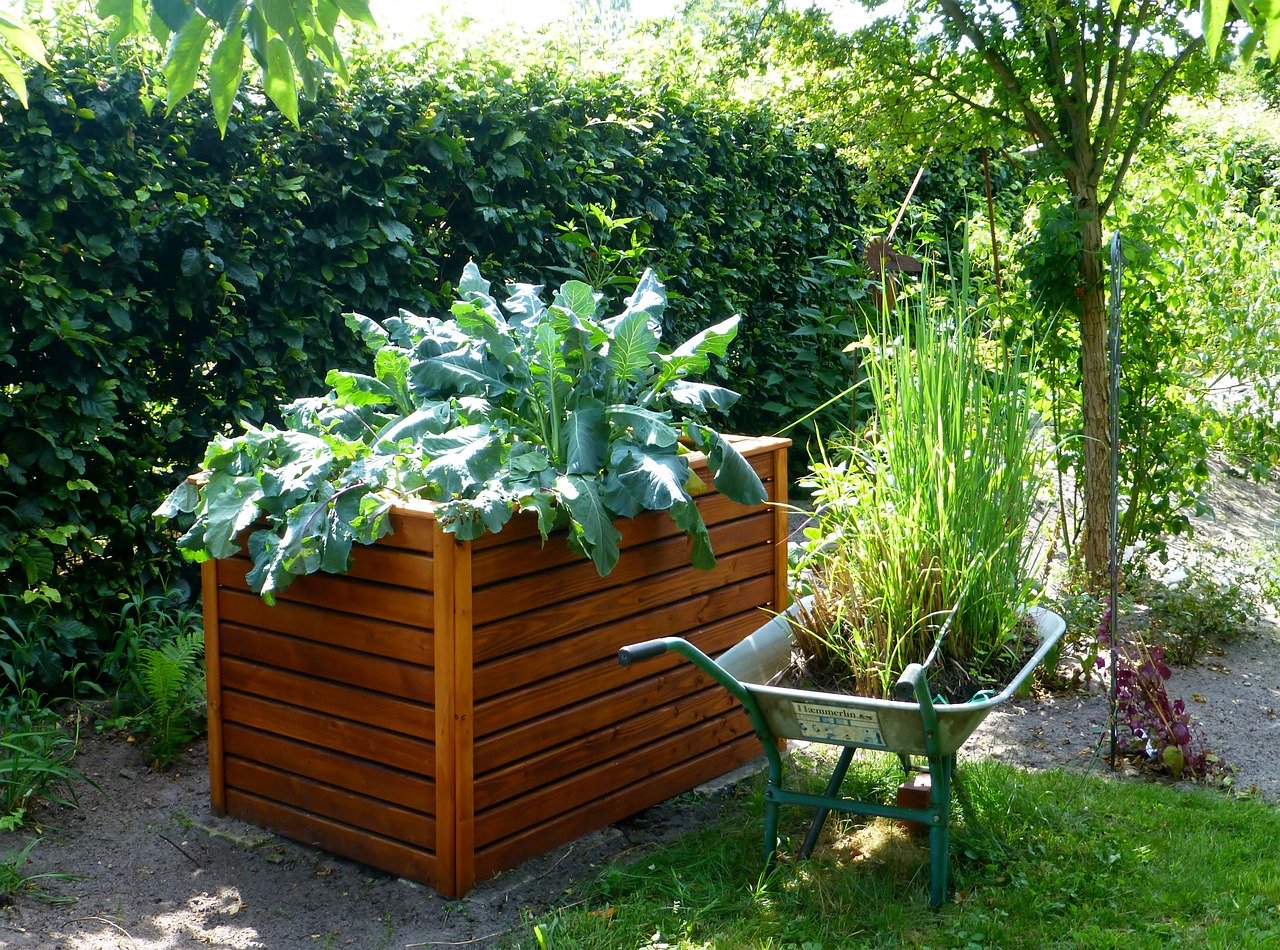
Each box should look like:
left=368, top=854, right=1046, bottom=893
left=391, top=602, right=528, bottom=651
left=933, top=0, right=1073, bottom=165
left=1100, top=36, right=1204, bottom=213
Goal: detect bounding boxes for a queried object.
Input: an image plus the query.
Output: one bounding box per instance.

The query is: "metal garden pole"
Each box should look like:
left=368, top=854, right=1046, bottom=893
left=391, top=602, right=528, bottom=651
left=1108, top=231, right=1123, bottom=768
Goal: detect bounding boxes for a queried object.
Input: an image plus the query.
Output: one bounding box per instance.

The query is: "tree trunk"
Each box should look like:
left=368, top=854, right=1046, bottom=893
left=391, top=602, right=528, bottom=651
left=1075, top=183, right=1111, bottom=588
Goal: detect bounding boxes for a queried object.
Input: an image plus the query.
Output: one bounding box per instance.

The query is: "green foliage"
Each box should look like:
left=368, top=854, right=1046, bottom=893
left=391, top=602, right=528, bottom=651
left=0, top=838, right=77, bottom=905
left=129, top=630, right=206, bottom=767
left=1133, top=554, right=1263, bottom=667
left=160, top=266, right=766, bottom=595
left=1, top=22, right=863, bottom=674
left=791, top=265, right=1047, bottom=696
left=0, top=692, right=84, bottom=828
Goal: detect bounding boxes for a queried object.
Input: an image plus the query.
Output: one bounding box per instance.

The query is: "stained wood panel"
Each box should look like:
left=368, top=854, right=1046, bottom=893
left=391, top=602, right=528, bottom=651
left=472, top=733, right=762, bottom=881
left=225, top=790, right=436, bottom=883
left=205, top=436, right=790, bottom=897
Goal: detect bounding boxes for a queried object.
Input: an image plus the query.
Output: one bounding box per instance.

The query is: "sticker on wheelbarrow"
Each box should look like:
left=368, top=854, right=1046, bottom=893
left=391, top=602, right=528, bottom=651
left=791, top=702, right=887, bottom=747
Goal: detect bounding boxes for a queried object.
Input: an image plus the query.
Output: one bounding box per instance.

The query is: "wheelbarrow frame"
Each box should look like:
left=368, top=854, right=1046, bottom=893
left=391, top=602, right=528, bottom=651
left=618, top=597, right=1066, bottom=907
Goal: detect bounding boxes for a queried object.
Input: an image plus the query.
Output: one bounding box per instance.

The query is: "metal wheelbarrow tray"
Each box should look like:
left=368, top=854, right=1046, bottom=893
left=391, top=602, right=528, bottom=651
left=619, top=597, right=1066, bottom=907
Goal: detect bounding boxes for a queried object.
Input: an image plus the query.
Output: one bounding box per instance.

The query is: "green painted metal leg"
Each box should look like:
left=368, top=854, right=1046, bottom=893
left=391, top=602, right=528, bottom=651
left=800, top=745, right=857, bottom=859
left=927, top=755, right=955, bottom=908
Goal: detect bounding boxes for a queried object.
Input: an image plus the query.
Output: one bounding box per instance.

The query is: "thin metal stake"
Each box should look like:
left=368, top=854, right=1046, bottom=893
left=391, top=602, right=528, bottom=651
left=1108, top=232, right=1123, bottom=768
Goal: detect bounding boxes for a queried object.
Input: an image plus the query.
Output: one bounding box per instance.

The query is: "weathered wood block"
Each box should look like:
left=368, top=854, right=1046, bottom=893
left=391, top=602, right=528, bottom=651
left=203, top=436, right=790, bottom=896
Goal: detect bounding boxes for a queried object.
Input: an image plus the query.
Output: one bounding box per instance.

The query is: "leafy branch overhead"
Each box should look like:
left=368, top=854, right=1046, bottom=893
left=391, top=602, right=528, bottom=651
left=155, top=266, right=766, bottom=601
left=2, top=0, right=377, bottom=130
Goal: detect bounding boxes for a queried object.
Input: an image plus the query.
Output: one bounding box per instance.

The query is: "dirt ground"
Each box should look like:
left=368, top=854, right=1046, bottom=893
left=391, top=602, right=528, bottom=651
left=3, top=464, right=1279, bottom=949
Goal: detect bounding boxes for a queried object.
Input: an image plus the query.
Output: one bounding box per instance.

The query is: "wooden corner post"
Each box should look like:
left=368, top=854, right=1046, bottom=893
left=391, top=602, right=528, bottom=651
left=202, top=559, right=226, bottom=815
left=433, top=528, right=475, bottom=897
left=772, top=442, right=790, bottom=614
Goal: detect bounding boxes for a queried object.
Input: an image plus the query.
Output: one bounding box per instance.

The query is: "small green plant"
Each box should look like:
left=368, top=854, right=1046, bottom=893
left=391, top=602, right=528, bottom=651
left=157, top=266, right=767, bottom=600
left=791, top=263, right=1047, bottom=697
left=128, top=630, right=206, bottom=767
left=552, top=201, right=652, bottom=296
left=0, top=693, right=84, bottom=827
left=0, top=839, right=77, bottom=905
left=1133, top=552, right=1262, bottom=667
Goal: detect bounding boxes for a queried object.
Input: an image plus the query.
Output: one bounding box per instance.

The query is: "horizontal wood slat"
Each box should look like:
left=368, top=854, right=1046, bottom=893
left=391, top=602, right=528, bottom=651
left=473, top=733, right=762, bottom=882
left=222, top=691, right=434, bottom=777
left=226, top=757, right=435, bottom=849
left=218, top=590, right=433, bottom=663
left=474, top=584, right=774, bottom=710
left=476, top=662, right=736, bottom=773
left=225, top=790, right=437, bottom=885
left=469, top=481, right=775, bottom=587
left=218, top=560, right=432, bottom=627
left=471, top=544, right=775, bottom=663
left=472, top=511, right=774, bottom=627
left=223, top=723, right=434, bottom=813
left=368, top=506, right=438, bottom=553
left=220, top=658, right=433, bottom=739
left=219, top=625, right=432, bottom=702
left=474, top=712, right=754, bottom=848
left=474, top=684, right=743, bottom=810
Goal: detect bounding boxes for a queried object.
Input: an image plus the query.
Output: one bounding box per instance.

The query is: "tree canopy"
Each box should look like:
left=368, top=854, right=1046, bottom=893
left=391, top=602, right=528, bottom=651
left=1, top=0, right=375, bottom=129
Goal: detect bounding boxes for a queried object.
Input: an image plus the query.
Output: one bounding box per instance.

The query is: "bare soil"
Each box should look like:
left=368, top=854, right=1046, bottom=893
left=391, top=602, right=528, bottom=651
left=3, top=463, right=1278, bottom=949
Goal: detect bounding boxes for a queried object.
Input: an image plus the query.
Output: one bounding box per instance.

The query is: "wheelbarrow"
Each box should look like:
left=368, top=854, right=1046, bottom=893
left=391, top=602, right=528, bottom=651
left=618, top=597, right=1066, bottom=907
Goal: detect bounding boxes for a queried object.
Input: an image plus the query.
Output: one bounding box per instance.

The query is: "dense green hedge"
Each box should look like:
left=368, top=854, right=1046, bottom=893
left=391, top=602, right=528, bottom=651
left=0, top=34, right=865, bottom=685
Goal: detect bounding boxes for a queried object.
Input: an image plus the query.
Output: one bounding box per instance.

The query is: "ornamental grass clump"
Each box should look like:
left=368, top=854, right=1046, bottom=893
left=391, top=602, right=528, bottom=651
left=792, top=268, right=1047, bottom=699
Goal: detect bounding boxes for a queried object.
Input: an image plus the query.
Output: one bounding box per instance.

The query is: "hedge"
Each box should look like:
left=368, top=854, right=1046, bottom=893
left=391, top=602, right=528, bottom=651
left=0, top=32, right=865, bottom=685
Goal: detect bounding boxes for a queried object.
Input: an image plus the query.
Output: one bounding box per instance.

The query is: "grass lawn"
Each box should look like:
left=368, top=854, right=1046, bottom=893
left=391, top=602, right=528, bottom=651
left=513, top=752, right=1280, bottom=949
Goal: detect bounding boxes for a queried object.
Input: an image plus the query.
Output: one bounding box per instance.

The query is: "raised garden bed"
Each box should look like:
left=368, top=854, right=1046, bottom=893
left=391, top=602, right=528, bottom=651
left=202, top=435, right=789, bottom=896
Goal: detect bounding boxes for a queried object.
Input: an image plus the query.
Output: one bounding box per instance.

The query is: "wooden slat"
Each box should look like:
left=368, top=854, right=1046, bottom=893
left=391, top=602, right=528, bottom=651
left=371, top=506, right=438, bottom=553
left=225, top=790, right=437, bottom=886
left=222, top=691, right=434, bottom=777
left=477, top=662, right=734, bottom=773
left=218, top=590, right=432, bottom=663
left=472, top=544, right=774, bottom=663
left=322, top=544, right=433, bottom=588
left=473, top=684, right=742, bottom=810
left=223, top=723, right=434, bottom=812
left=203, top=560, right=226, bottom=815
left=471, top=512, right=774, bottom=626
left=473, top=733, right=761, bottom=882
left=220, top=658, right=432, bottom=738
left=772, top=444, right=790, bottom=613
left=474, top=581, right=774, bottom=708
left=218, top=561, right=432, bottom=627
left=473, top=712, right=754, bottom=848
left=226, top=757, right=436, bottom=849
left=432, top=529, right=475, bottom=898
left=219, top=625, right=432, bottom=702
left=469, top=479, right=776, bottom=586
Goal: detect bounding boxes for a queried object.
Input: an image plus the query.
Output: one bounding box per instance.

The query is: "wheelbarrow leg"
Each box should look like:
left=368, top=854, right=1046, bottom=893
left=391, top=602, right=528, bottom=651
left=927, top=754, right=955, bottom=908
left=800, top=745, right=856, bottom=859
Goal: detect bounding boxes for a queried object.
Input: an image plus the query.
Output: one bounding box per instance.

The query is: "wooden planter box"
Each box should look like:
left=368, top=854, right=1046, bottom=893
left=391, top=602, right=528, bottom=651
left=202, top=436, right=789, bottom=896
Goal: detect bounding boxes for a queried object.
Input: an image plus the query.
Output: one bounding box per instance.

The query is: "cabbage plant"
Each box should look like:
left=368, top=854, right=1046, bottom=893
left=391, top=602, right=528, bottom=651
left=156, top=265, right=766, bottom=602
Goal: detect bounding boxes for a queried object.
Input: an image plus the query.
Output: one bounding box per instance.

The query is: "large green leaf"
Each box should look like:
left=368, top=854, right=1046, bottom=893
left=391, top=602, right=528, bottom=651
left=261, top=33, right=299, bottom=126
left=558, top=474, right=622, bottom=575
left=610, top=443, right=689, bottom=512
left=670, top=499, right=715, bottom=570
left=202, top=474, right=265, bottom=558
left=331, top=0, right=376, bottom=26
left=686, top=426, right=766, bottom=506
left=208, top=17, right=245, bottom=134
left=422, top=433, right=501, bottom=498
left=605, top=406, right=679, bottom=447
left=0, top=9, right=49, bottom=67
left=372, top=403, right=453, bottom=449
left=154, top=480, right=201, bottom=519
left=1203, top=0, right=1231, bottom=58
left=608, top=305, right=660, bottom=385
left=163, top=13, right=214, bottom=112
left=554, top=280, right=600, bottom=322
left=564, top=400, right=607, bottom=475
left=671, top=315, right=740, bottom=369
left=412, top=348, right=511, bottom=398
left=665, top=381, right=741, bottom=413
left=0, top=45, right=29, bottom=108
left=326, top=369, right=396, bottom=408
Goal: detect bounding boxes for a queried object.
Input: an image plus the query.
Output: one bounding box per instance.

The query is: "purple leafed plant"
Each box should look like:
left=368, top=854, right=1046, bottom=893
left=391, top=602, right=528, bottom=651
left=1097, top=601, right=1215, bottom=780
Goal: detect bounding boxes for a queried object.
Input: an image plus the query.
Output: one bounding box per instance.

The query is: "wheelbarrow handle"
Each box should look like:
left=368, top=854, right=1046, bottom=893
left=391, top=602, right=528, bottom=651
left=618, top=639, right=671, bottom=666
left=893, top=662, right=927, bottom=702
